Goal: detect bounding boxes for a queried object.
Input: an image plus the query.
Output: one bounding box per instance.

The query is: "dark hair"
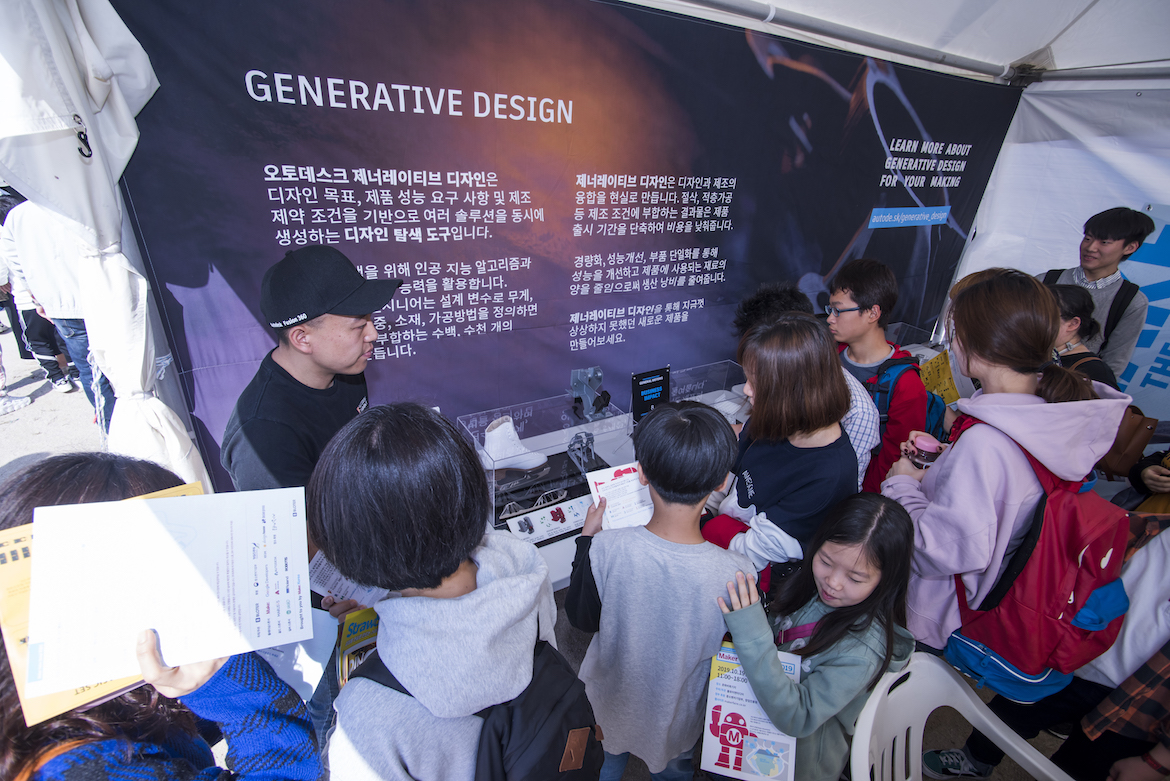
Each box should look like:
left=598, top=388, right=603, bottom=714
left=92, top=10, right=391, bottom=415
left=737, top=313, right=849, bottom=442
left=951, top=269, right=1097, bottom=403
left=0, top=454, right=193, bottom=779
left=733, top=282, right=814, bottom=337
left=1084, top=207, right=1156, bottom=258
left=830, top=258, right=898, bottom=328
left=307, top=403, right=489, bottom=591
left=632, top=401, right=737, bottom=505
left=772, top=493, right=913, bottom=690
left=1048, top=284, right=1101, bottom=342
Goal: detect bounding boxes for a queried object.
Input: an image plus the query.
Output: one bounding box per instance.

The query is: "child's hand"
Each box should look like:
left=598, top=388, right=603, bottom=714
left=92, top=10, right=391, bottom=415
left=718, top=571, right=759, bottom=614
left=137, top=629, right=227, bottom=698
left=321, top=595, right=365, bottom=622
left=582, top=497, right=606, bottom=537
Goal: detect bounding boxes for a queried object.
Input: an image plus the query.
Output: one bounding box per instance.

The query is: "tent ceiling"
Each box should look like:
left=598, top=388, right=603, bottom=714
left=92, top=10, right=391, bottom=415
left=620, top=0, right=1170, bottom=82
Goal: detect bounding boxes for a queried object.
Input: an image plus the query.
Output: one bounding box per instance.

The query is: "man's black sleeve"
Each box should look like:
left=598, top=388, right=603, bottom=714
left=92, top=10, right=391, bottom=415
left=564, top=535, right=602, bottom=632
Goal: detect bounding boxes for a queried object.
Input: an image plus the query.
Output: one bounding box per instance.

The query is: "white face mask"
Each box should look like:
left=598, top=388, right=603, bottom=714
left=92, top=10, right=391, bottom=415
left=949, top=336, right=971, bottom=380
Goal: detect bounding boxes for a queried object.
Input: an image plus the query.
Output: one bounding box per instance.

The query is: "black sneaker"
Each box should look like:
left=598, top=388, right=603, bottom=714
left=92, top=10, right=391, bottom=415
left=922, top=749, right=992, bottom=779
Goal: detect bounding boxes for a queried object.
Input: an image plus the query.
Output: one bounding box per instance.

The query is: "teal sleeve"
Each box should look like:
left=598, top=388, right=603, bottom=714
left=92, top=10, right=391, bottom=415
left=723, top=603, right=879, bottom=739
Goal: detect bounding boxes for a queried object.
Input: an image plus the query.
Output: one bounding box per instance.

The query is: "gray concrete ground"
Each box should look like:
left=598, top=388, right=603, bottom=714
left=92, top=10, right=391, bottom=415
left=0, top=324, right=103, bottom=482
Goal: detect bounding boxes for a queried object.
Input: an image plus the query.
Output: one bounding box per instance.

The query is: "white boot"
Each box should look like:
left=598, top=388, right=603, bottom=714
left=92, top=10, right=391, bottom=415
left=479, top=416, right=548, bottom=470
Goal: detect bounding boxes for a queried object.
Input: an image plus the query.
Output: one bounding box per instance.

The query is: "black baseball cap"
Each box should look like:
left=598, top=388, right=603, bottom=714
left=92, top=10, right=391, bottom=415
left=260, top=245, right=402, bottom=329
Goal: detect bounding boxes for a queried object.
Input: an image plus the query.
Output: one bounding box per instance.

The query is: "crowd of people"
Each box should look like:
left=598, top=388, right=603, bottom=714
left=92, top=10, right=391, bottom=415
left=0, top=204, right=1166, bottom=781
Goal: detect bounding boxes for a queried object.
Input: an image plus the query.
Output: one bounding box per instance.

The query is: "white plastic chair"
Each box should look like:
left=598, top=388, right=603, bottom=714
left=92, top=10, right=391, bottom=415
left=850, top=653, right=1075, bottom=781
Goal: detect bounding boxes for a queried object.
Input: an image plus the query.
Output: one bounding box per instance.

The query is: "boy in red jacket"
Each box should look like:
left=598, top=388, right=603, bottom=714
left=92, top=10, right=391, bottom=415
left=828, top=259, right=927, bottom=492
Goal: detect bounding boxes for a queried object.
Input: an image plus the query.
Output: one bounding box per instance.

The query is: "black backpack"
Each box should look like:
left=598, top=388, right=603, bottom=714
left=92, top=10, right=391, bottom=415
left=350, top=640, right=604, bottom=781
left=1043, top=269, right=1140, bottom=355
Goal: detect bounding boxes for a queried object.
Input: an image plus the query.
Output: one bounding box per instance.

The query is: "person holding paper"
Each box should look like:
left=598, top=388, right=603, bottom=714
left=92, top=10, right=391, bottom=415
left=0, top=453, right=320, bottom=781
left=716, top=493, right=915, bottom=781
left=566, top=401, right=753, bottom=780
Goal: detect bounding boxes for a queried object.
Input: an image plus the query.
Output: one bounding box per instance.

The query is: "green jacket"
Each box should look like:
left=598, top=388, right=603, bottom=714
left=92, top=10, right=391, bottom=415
left=722, top=597, right=913, bottom=781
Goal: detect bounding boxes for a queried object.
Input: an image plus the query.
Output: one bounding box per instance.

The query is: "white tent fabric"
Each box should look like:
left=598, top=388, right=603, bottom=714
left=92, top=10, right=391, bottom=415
left=0, top=0, right=211, bottom=487
left=954, top=80, right=1170, bottom=421
left=630, top=0, right=1170, bottom=81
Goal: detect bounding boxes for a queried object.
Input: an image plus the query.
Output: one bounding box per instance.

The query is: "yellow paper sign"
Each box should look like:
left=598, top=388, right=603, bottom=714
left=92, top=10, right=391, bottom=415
left=919, top=350, right=960, bottom=405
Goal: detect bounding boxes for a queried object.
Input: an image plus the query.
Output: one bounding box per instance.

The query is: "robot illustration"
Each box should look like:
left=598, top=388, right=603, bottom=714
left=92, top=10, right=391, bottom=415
left=709, top=705, right=756, bottom=771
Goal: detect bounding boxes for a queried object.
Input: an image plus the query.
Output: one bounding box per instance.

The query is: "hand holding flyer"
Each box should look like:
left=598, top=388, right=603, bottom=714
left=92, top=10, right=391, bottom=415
left=586, top=462, right=653, bottom=530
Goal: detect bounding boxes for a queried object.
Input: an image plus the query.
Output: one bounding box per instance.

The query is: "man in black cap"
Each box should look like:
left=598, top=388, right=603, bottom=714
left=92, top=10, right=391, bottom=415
left=221, top=245, right=402, bottom=491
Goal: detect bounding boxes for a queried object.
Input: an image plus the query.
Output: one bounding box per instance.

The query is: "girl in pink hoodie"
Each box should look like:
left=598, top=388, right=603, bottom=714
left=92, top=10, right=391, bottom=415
left=881, top=269, right=1130, bottom=650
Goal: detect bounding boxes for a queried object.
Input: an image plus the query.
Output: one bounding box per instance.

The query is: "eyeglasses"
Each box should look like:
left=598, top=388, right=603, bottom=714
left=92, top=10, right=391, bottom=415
left=824, top=305, right=863, bottom=317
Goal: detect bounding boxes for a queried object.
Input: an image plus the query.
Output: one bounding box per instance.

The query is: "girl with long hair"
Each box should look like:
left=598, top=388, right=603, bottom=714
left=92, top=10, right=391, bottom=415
left=882, top=269, right=1129, bottom=654
left=717, top=493, right=915, bottom=781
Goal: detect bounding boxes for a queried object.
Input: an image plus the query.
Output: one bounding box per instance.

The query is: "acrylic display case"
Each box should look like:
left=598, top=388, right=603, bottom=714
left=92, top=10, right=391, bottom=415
left=669, top=360, right=750, bottom=426
left=458, top=395, right=632, bottom=550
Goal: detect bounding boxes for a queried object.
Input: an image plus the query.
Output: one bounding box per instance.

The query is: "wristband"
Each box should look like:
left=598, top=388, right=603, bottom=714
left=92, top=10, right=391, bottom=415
left=1141, top=752, right=1170, bottom=776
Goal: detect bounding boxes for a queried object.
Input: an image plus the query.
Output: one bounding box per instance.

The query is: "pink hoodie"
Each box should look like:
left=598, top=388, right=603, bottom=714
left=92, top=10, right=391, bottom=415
left=881, top=383, right=1130, bottom=649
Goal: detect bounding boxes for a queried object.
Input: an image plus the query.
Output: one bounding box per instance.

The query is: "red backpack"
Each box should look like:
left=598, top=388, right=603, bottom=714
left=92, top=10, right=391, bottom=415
left=942, top=416, right=1129, bottom=703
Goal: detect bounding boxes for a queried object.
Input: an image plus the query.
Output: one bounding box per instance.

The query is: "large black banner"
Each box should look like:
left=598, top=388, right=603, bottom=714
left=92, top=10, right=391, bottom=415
left=115, top=0, right=1021, bottom=489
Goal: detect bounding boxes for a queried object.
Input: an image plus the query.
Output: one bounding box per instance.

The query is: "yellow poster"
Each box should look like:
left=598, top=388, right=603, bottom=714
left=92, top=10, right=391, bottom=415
left=919, top=350, right=960, bottom=405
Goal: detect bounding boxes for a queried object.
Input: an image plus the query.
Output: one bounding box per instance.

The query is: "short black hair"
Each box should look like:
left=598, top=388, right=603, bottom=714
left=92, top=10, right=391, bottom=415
left=733, top=282, right=814, bottom=337
left=1083, top=207, right=1156, bottom=259
left=830, top=258, right=898, bottom=328
left=632, top=401, right=737, bottom=506
left=307, top=403, right=489, bottom=591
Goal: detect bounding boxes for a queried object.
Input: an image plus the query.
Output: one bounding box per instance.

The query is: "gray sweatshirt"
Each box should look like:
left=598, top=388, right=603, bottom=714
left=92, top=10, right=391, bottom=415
left=325, top=531, right=558, bottom=781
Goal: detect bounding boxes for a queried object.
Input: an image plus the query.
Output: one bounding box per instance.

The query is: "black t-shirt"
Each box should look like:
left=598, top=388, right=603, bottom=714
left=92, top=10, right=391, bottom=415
left=734, top=428, right=858, bottom=548
left=1058, top=351, right=1119, bottom=390
left=221, top=351, right=369, bottom=490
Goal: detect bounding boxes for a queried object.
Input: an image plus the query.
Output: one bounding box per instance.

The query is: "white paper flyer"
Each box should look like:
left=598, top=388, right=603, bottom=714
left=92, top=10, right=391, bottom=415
left=309, top=551, right=390, bottom=607
left=586, top=462, right=653, bottom=530
left=702, top=641, right=800, bottom=780
left=26, top=487, right=313, bottom=697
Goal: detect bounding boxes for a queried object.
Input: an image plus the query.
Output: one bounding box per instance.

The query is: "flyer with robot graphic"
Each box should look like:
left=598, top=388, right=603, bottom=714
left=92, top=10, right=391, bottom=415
left=702, top=641, right=799, bottom=780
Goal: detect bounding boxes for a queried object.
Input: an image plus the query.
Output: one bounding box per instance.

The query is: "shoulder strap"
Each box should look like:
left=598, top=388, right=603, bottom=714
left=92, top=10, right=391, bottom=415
left=953, top=437, right=1085, bottom=620
left=1069, top=355, right=1103, bottom=372
left=1043, top=269, right=1063, bottom=285
left=1100, top=280, right=1140, bottom=351
left=947, top=413, right=981, bottom=443
left=349, top=651, right=412, bottom=696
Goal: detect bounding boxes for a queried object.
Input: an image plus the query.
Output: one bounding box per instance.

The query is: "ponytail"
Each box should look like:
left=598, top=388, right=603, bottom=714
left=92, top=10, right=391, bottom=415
left=1037, top=363, right=1099, bottom=404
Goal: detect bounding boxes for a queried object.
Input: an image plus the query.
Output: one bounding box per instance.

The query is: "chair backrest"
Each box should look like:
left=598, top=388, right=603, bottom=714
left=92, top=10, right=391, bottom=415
left=850, top=653, right=1076, bottom=781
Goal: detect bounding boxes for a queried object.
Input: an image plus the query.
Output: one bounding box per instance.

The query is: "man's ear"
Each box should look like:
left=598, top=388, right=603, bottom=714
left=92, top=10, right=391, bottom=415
left=285, top=323, right=314, bottom=355
left=1122, top=240, right=1141, bottom=258
left=717, top=472, right=732, bottom=493
left=635, top=462, right=649, bottom=486
left=867, top=305, right=882, bottom=324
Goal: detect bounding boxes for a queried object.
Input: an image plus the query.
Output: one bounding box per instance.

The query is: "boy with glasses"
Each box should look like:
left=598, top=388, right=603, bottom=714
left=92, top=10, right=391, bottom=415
left=827, top=259, right=927, bottom=493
